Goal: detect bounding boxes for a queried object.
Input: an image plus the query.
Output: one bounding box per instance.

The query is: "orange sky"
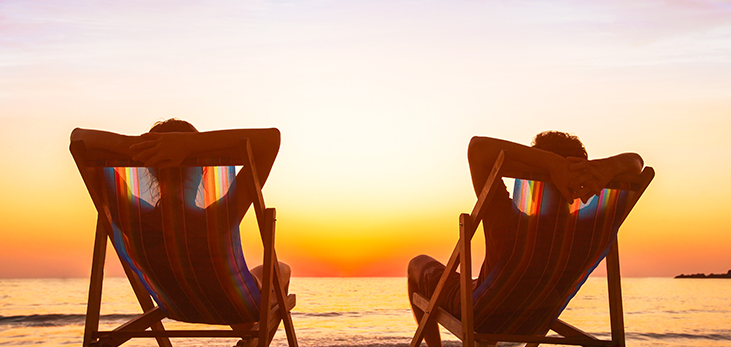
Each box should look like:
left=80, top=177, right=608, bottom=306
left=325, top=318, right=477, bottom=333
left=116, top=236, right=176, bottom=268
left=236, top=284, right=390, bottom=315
left=1, top=0, right=731, bottom=278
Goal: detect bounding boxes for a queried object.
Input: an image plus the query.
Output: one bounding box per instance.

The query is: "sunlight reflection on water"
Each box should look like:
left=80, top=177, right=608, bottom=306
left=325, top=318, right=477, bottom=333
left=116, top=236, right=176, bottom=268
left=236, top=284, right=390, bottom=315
left=1, top=277, right=729, bottom=346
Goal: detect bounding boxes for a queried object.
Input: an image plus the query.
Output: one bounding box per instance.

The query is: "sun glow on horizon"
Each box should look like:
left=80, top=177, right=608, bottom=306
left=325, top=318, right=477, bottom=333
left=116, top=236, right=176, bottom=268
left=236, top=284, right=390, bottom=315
left=2, top=0, right=731, bottom=278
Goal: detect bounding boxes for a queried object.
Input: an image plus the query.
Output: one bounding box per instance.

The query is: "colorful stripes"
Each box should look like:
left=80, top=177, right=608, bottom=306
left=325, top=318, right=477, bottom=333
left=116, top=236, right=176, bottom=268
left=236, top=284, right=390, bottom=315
left=100, top=166, right=261, bottom=325
left=471, top=179, right=628, bottom=335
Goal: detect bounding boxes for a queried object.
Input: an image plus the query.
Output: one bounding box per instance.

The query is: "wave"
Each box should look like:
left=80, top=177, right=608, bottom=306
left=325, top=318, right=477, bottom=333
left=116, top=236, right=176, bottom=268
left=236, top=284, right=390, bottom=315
left=0, top=310, right=401, bottom=326
left=4, top=314, right=729, bottom=343
left=293, top=309, right=406, bottom=318
left=298, top=340, right=464, bottom=347
left=0, top=313, right=139, bottom=327
left=294, top=311, right=353, bottom=317
left=1, top=309, right=403, bottom=326
left=629, top=332, right=731, bottom=341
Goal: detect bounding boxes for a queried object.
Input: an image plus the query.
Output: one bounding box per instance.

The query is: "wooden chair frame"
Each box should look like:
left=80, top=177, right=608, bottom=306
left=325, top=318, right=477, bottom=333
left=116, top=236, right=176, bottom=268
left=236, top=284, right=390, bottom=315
left=71, top=138, right=298, bottom=347
left=410, top=151, right=654, bottom=347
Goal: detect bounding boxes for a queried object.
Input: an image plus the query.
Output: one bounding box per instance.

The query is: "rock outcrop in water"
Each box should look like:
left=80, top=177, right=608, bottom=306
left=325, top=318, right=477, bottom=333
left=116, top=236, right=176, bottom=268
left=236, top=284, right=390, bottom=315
left=675, top=270, right=731, bottom=278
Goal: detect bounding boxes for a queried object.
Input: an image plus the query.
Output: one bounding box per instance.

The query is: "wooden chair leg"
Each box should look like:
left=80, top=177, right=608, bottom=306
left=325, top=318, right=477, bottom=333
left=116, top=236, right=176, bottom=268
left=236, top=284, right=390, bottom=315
left=86, top=219, right=171, bottom=347
left=83, top=219, right=107, bottom=347
left=459, top=213, right=475, bottom=347
left=257, top=208, right=276, bottom=347
left=261, top=208, right=297, bottom=347
left=273, top=255, right=298, bottom=347
left=256, top=207, right=299, bottom=347
left=606, top=241, right=626, bottom=347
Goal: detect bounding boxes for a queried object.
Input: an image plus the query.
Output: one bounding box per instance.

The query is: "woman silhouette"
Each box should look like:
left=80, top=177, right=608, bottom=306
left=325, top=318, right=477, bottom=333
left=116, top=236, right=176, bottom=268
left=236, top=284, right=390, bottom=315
left=71, top=119, right=290, bottom=329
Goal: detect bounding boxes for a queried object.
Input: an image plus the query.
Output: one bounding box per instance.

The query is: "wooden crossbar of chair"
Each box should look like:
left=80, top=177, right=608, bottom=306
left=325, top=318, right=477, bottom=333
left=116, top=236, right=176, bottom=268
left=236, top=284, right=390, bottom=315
left=410, top=150, right=654, bottom=347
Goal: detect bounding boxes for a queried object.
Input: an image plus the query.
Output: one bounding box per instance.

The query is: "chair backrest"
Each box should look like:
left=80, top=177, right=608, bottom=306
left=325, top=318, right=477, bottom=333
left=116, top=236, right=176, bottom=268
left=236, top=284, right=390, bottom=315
left=470, top=169, right=651, bottom=335
left=71, top=142, right=262, bottom=325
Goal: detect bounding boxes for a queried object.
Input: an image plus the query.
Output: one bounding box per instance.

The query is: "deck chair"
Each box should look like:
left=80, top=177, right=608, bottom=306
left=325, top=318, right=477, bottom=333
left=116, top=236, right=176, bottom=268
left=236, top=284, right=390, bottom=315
left=70, top=138, right=298, bottom=347
left=410, top=151, right=654, bottom=347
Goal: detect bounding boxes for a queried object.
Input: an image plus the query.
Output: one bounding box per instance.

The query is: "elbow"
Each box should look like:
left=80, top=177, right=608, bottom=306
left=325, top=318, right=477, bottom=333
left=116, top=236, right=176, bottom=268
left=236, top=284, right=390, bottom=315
left=261, top=128, right=281, bottom=157
left=70, top=127, right=85, bottom=142
left=272, top=127, right=281, bottom=144
left=269, top=128, right=281, bottom=152
left=619, top=152, right=644, bottom=174
left=629, top=152, right=644, bottom=173
left=635, top=160, right=644, bottom=174
left=468, top=136, right=483, bottom=150
left=467, top=136, right=486, bottom=162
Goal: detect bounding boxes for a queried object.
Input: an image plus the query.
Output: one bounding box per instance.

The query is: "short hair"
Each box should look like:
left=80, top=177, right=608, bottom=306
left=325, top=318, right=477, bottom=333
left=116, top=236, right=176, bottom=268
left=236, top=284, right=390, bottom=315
left=531, top=131, right=587, bottom=159
left=149, top=118, right=198, bottom=133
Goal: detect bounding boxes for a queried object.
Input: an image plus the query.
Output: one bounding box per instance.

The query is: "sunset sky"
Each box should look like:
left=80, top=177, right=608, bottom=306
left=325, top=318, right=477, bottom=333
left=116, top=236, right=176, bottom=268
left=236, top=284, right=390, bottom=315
left=1, top=0, right=730, bottom=278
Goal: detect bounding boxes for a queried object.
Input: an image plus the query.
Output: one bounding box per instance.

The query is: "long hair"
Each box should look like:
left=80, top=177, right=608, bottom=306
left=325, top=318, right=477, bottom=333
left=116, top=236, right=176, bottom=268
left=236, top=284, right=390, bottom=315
left=147, top=119, right=200, bottom=207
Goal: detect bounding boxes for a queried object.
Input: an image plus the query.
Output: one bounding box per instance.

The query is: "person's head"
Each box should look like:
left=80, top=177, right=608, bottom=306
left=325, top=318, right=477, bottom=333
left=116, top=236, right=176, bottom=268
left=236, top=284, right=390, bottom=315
left=531, top=131, right=587, bottom=159
left=149, top=118, right=198, bottom=133
left=146, top=118, right=201, bottom=207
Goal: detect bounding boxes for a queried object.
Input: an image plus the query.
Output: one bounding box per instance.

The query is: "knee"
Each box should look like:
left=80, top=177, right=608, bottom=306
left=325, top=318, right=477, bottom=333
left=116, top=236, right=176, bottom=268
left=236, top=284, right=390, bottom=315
left=409, top=255, right=435, bottom=274
left=277, top=261, right=291, bottom=292
left=277, top=262, right=291, bottom=280
left=408, top=254, right=436, bottom=283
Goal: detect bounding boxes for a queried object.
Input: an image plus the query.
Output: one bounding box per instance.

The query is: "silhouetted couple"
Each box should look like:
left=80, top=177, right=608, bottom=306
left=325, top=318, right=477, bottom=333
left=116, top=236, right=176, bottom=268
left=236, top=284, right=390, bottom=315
left=73, top=119, right=644, bottom=347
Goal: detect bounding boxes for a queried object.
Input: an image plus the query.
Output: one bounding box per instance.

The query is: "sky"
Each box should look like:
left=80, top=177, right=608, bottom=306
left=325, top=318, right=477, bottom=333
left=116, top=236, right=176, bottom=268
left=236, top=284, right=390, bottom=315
left=1, top=0, right=730, bottom=278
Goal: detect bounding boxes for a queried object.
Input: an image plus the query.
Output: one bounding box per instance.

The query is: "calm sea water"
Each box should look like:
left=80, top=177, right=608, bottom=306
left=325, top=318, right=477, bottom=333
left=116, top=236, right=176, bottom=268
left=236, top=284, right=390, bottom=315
left=0, top=277, right=729, bottom=346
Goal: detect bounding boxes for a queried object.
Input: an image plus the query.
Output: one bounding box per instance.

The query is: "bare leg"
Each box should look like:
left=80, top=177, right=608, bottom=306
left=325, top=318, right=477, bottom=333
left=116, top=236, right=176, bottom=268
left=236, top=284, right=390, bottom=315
left=250, top=261, right=292, bottom=304
left=235, top=262, right=292, bottom=347
left=408, top=255, right=444, bottom=347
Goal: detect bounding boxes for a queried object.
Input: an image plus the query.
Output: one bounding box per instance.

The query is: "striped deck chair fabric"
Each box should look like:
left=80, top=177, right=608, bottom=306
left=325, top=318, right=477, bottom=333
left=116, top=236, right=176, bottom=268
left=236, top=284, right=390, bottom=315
left=73, top=137, right=298, bottom=347
left=100, top=165, right=262, bottom=325
left=409, top=150, right=653, bottom=347
left=472, top=178, right=629, bottom=335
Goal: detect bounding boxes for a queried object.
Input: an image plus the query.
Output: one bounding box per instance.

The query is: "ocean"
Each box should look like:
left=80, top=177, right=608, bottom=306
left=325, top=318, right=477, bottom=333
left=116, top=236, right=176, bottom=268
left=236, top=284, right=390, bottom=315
left=0, top=277, right=729, bottom=346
